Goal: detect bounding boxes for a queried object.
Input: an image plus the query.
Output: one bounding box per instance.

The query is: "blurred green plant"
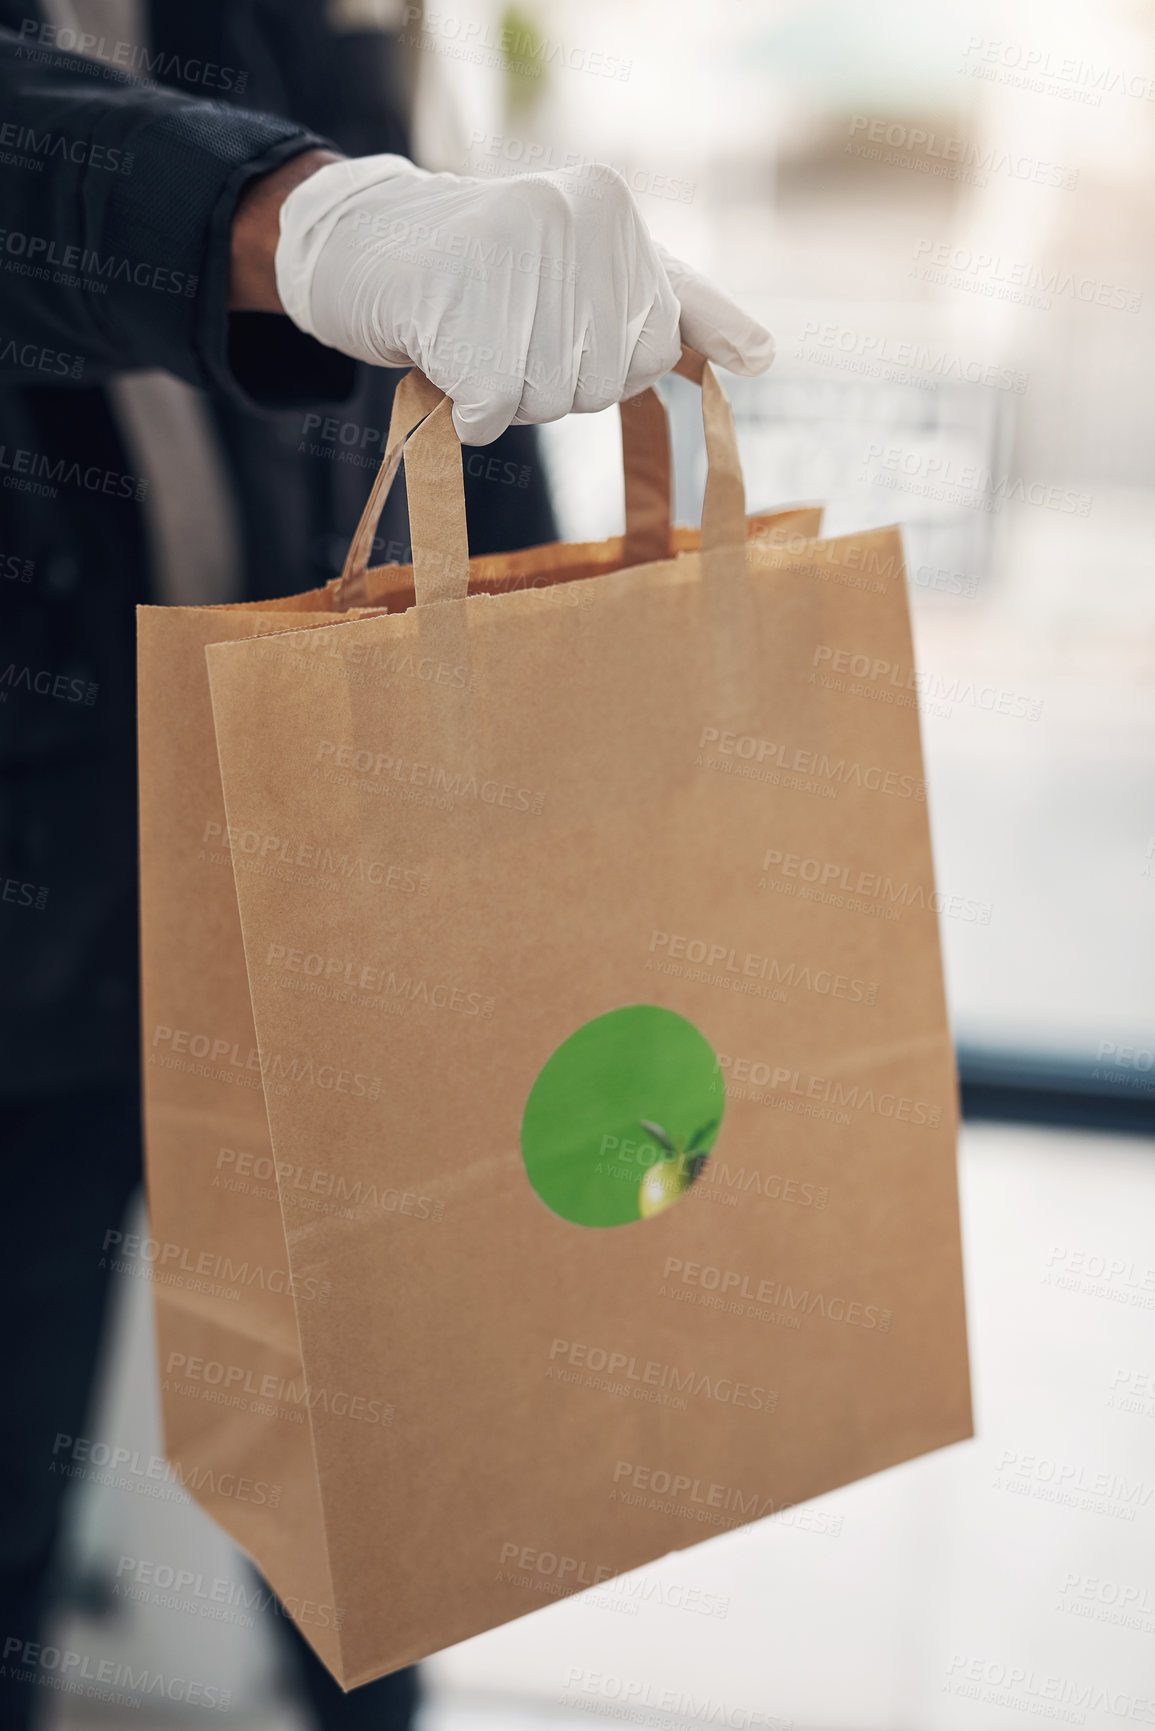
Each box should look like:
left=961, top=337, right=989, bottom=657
left=500, top=3, right=547, bottom=118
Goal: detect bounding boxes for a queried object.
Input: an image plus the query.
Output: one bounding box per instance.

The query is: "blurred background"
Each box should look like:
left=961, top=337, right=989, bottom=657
left=42, top=0, right=1155, bottom=1725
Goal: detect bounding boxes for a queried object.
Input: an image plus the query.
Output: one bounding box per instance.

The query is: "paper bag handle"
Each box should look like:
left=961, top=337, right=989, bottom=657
left=334, top=346, right=745, bottom=609
left=332, top=367, right=449, bottom=610
left=332, top=371, right=673, bottom=610
left=671, top=347, right=748, bottom=582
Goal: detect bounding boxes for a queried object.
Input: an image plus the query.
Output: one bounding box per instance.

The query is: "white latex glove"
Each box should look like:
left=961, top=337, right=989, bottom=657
left=275, top=155, right=773, bottom=446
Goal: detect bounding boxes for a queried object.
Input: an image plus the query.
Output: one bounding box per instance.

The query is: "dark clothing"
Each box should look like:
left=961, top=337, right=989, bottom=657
left=0, top=0, right=556, bottom=1095
left=0, top=1085, right=141, bottom=1731
left=0, top=1091, right=421, bottom=1730
left=0, top=4, right=556, bottom=1723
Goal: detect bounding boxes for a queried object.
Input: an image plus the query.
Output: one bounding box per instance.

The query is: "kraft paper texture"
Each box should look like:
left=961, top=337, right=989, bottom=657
left=138, top=357, right=970, bottom=1688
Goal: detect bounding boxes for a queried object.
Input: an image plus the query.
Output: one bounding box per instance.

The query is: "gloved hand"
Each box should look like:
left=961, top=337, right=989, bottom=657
left=274, top=155, right=773, bottom=446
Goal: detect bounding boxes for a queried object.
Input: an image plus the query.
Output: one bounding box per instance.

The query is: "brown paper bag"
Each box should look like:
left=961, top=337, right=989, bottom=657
left=137, top=359, right=832, bottom=1685
left=197, top=350, right=969, bottom=1683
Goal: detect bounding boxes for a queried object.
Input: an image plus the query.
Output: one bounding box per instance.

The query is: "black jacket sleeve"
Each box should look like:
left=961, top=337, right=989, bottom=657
left=0, top=26, right=356, bottom=406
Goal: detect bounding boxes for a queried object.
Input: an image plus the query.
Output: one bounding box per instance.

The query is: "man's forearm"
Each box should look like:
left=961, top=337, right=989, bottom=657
left=229, top=148, right=343, bottom=313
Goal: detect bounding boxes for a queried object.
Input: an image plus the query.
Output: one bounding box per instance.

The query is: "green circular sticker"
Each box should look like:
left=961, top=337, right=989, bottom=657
left=520, top=1005, right=725, bottom=1227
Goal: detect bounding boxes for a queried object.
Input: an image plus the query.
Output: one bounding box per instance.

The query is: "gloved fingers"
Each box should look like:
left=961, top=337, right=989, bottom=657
left=445, top=367, right=526, bottom=447
left=563, top=168, right=676, bottom=413
left=415, top=319, right=527, bottom=444
left=515, top=288, right=681, bottom=424
left=618, top=271, right=683, bottom=404
left=450, top=175, right=579, bottom=437
left=654, top=241, right=774, bottom=376
left=514, top=336, right=583, bottom=428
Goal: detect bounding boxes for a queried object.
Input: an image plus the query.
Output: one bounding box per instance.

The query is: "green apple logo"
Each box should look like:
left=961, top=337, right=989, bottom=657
left=520, top=1005, right=724, bottom=1227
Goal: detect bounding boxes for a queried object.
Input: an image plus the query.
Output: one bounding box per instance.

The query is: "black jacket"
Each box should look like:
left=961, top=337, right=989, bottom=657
left=0, top=1, right=555, bottom=1095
